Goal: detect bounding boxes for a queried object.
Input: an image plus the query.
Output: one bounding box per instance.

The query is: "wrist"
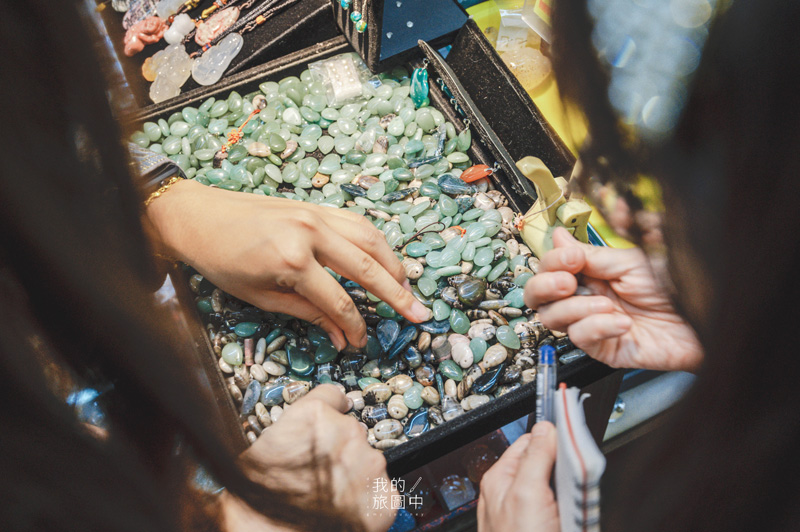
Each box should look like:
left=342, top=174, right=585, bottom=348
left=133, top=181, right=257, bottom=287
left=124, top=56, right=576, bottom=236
left=142, top=178, right=203, bottom=262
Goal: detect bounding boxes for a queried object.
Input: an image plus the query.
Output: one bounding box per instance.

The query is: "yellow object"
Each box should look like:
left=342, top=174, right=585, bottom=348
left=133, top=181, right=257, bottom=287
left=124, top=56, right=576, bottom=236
left=516, top=156, right=592, bottom=258
left=144, top=176, right=184, bottom=207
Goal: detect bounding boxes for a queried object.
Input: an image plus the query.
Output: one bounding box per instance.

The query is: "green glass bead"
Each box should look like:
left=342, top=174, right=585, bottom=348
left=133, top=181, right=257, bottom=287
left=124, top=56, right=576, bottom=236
left=436, top=265, right=463, bottom=277
left=474, top=265, right=492, bottom=279
left=506, top=287, right=526, bottom=308
left=514, top=272, right=533, bottom=287
left=417, top=277, right=437, bottom=297
left=447, top=152, right=470, bottom=164
left=438, top=195, right=459, bottom=217
left=268, top=132, right=287, bottom=153
left=457, top=129, right=472, bottom=152
left=487, top=260, right=509, bottom=282
left=358, top=377, right=381, bottom=390
left=474, top=247, right=494, bottom=267
left=287, top=346, right=315, bottom=377
left=376, top=302, right=398, bottom=319
left=403, top=387, right=424, bottom=410
left=406, top=242, right=432, bottom=257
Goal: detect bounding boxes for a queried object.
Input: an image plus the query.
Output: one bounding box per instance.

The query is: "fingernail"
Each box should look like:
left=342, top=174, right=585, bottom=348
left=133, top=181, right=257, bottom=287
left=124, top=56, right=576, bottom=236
left=359, top=332, right=369, bottom=347
left=532, top=422, right=551, bottom=437
left=411, top=301, right=433, bottom=322
left=564, top=248, right=580, bottom=267
left=615, top=315, right=632, bottom=330
left=345, top=396, right=354, bottom=411
left=402, top=279, right=413, bottom=292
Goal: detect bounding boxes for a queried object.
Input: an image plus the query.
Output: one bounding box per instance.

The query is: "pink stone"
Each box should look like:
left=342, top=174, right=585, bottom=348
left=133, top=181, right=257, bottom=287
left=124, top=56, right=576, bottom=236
left=123, top=16, right=166, bottom=56
left=195, top=7, right=240, bottom=46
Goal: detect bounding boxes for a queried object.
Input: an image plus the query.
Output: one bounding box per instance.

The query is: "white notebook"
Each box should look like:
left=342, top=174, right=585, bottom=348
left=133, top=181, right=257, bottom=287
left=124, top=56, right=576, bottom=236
left=555, top=385, right=606, bottom=532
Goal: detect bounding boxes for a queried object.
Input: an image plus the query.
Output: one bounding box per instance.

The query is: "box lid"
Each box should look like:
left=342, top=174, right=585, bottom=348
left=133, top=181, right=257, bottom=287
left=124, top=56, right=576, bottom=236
left=330, top=0, right=469, bottom=72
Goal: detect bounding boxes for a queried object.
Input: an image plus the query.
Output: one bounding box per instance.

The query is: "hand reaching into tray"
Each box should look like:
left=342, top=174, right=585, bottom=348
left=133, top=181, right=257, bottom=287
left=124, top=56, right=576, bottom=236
left=221, top=385, right=397, bottom=532
left=145, top=179, right=432, bottom=351
left=523, top=228, right=703, bottom=372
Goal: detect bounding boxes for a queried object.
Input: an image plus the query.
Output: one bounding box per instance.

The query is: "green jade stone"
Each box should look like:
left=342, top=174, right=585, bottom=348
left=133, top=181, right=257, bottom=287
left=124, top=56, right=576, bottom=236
left=436, top=265, right=463, bottom=278
left=473, top=247, right=494, bottom=267
left=495, top=325, right=521, bottom=349
left=314, top=341, right=338, bottom=364
left=506, top=288, right=526, bottom=308
left=449, top=309, right=470, bottom=334
left=515, top=272, right=534, bottom=287
left=403, top=387, right=424, bottom=410
left=376, top=302, right=398, bottom=319
left=417, top=277, right=437, bottom=297
left=234, top=322, right=259, bottom=338
left=287, top=346, right=315, bottom=377
left=439, top=360, right=463, bottom=381
left=196, top=297, right=213, bottom=314
left=432, top=299, right=451, bottom=321
left=358, top=377, right=381, bottom=390
left=406, top=242, right=431, bottom=258
left=221, top=342, right=243, bottom=366
left=487, top=260, right=509, bottom=282
left=469, top=338, right=488, bottom=363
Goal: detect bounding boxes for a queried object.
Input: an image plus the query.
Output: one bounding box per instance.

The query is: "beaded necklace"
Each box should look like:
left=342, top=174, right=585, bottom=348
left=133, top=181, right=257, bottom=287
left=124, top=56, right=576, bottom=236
left=340, top=0, right=368, bottom=33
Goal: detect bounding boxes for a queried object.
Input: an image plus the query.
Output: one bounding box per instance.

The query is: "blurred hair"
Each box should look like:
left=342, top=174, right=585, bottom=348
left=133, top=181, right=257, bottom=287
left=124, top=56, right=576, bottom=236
left=0, top=2, right=358, bottom=531
left=552, top=1, right=800, bottom=530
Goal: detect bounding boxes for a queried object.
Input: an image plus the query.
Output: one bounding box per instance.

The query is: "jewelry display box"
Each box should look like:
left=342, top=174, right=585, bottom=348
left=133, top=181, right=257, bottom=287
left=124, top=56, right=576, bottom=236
left=125, top=5, right=621, bottom=477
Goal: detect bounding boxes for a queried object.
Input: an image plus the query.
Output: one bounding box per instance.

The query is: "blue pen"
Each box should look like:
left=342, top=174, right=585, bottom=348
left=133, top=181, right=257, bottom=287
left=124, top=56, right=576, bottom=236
left=535, top=345, right=557, bottom=424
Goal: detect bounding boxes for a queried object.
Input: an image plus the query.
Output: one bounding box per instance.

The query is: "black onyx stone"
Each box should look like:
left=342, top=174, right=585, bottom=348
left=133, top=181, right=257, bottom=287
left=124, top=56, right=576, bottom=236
left=472, top=363, right=506, bottom=394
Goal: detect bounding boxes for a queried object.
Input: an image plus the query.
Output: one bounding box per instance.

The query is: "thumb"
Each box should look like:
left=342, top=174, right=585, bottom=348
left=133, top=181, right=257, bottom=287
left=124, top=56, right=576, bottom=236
left=513, top=422, right=557, bottom=491
left=552, top=227, right=636, bottom=280
left=552, top=226, right=584, bottom=249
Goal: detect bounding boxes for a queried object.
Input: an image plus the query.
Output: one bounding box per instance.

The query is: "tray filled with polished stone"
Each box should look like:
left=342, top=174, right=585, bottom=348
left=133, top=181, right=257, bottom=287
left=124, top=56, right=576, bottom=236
left=128, top=40, right=611, bottom=474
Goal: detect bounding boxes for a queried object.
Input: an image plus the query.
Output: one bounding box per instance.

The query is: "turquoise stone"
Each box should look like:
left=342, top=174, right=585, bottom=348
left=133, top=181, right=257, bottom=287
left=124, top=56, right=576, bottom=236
left=376, top=302, right=398, bottom=319
left=234, top=322, right=259, bottom=338
left=410, top=67, right=430, bottom=108
left=419, top=182, right=441, bottom=199
left=439, top=360, right=463, bottom=381
left=407, top=242, right=432, bottom=257
left=496, top=325, right=521, bottom=349
left=432, top=299, right=451, bottom=321
left=403, top=387, right=424, bottom=410
left=404, top=140, right=424, bottom=155
left=449, top=309, right=470, bottom=334
left=515, top=272, right=533, bottom=287
left=287, top=346, right=315, bottom=377
left=470, top=338, right=488, bottom=363
left=365, top=335, right=382, bottom=360
left=196, top=297, right=213, bottom=314
left=221, top=342, right=243, bottom=366
left=314, top=341, right=338, bottom=364
left=506, top=287, right=526, bottom=308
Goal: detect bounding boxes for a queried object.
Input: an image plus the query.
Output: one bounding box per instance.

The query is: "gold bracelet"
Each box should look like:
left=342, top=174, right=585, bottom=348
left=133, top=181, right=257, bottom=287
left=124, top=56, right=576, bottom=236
left=144, top=176, right=184, bottom=207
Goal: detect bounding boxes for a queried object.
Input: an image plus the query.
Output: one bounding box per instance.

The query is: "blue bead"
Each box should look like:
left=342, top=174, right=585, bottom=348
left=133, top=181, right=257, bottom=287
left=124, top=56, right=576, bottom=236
left=350, top=11, right=362, bottom=22
left=410, top=67, right=430, bottom=109
left=377, top=319, right=400, bottom=352
left=388, top=326, right=418, bottom=359
left=418, top=319, right=450, bottom=334
left=438, top=174, right=476, bottom=195
left=340, top=0, right=350, bottom=8
left=472, top=363, right=506, bottom=394
left=404, top=408, right=430, bottom=438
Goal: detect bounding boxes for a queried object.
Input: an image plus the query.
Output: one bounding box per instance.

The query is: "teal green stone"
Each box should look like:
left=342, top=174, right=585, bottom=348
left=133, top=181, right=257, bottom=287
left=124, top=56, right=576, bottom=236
left=314, top=341, right=338, bottom=364
left=469, top=338, right=488, bottom=363
left=358, top=377, right=382, bottom=390
left=474, top=247, right=494, bottom=267
left=473, top=237, right=492, bottom=248
left=487, top=260, right=509, bottom=282
left=440, top=248, right=461, bottom=266
left=417, top=277, right=437, bottom=297
left=383, top=179, right=399, bottom=194
left=449, top=309, right=470, bottom=334
left=415, top=164, right=435, bottom=179
left=444, top=138, right=457, bottom=155
left=510, top=255, right=528, bottom=270
left=376, top=302, right=398, bottom=319
left=169, top=121, right=190, bottom=137
left=462, top=242, right=476, bottom=261
left=195, top=149, right=216, bottom=161
left=227, top=92, right=242, bottom=112
left=299, top=107, right=320, bottom=123
left=219, top=180, right=242, bottom=191
left=474, top=265, right=492, bottom=279
left=344, top=150, right=367, bottom=165
left=457, top=129, right=472, bottom=152
left=447, top=152, right=470, bottom=164
left=393, top=168, right=413, bottom=181
left=162, top=135, right=181, bottom=154
left=196, top=297, right=213, bottom=314
left=302, top=124, right=323, bottom=139
left=462, top=208, right=483, bottom=221
left=387, top=156, right=406, bottom=169
left=403, top=387, right=424, bottom=410
left=209, top=101, right=228, bottom=117
left=365, top=335, right=382, bottom=360
left=205, top=169, right=225, bottom=184
left=436, top=265, right=463, bottom=278
left=506, top=287, right=526, bottom=308
left=439, top=195, right=459, bottom=217
left=480, top=209, right=503, bottom=224
left=432, top=299, right=451, bottom=321
left=227, top=144, right=248, bottom=163
left=221, top=342, right=244, bottom=366
left=465, top=224, right=486, bottom=241
left=234, top=322, right=259, bottom=338
left=496, top=325, right=521, bottom=349
left=514, top=272, right=534, bottom=287
left=318, top=136, right=335, bottom=154
left=408, top=199, right=431, bottom=217
left=287, top=346, right=315, bottom=377
left=508, top=317, right=528, bottom=328
left=421, top=233, right=446, bottom=249
left=390, top=201, right=412, bottom=214
left=439, top=360, right=463, bottom=381
left=406, top=242, right=432, bottom=257
left=425, top=251, right=443, bottom=268
left=416, top=109, right=436, bottom=132
left=196, top=111, right=210, bottom=127
left=130, top=131, right=150, bottom=148
left=404, top=139, right=424, bottom=154
left=158, top=118, right=170, bottom=136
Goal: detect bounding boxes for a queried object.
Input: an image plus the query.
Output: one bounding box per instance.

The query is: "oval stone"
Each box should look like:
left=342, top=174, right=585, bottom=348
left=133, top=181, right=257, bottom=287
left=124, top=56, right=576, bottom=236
left=221, top=342, right=244, bottom=366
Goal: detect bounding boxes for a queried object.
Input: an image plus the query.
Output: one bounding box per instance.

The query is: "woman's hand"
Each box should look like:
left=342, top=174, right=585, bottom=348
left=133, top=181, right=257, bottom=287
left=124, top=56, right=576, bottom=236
left=478, top=422, right=559, bottom=532
left=222, top=385, right=397, bottom=532
left=145, top=180, right=431, bottom=350
left=524, top=227, right=703, bottom=371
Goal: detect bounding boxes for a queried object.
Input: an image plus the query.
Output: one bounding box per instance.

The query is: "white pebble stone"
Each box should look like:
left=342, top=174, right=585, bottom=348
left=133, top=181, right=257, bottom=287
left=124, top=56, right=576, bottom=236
left=452, top=343, right=474, bottom=369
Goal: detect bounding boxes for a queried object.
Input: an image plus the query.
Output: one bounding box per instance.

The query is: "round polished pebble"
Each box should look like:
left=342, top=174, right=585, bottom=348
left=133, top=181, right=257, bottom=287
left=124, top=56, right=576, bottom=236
left=387, top=374, right=414, bottom=394
left=221, top=343, right=243, bottom=366
left=495, top=325, right=521, bottom=349
left=469, top=337, right=488, bottom=363
left=387, top=395, right=409, bottom=419
left=482, top=344, right=508, bottom=368
left=374, top=419, right=404, bottom=440
left=449, top=310, right=470, bottom=334
left=439, top=360, right=463, bottom=381
left=452, top=342, right=474, bottom=369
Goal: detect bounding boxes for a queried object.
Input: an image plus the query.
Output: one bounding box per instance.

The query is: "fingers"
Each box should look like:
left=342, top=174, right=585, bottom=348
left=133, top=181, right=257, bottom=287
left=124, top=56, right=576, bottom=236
left=550, top=227, right=640, bottom=280
left=524, top=271, right=578, bottom=309
left=513, top=422, right=557, bottom=491
left=537, top=295, right=614, bottom=331
left=246, top=290, right=347, bottom=351
left=566, top=313, right=632, bottom=351
left=302, top=383, right=350, bottom=413
left=481, top=433, right=532, bottom=494
left=295, top=263, right=368, bottom=347
left=323, top=214, right=407, bottom=285
left=316, top=231, right=432, bottom=324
